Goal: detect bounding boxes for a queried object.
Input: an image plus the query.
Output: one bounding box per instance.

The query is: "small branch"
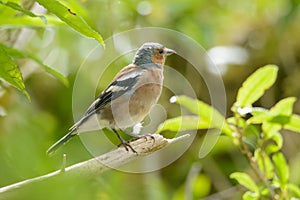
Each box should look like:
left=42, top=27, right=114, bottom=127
left=234, top=115, right=277, bottom=199
left=239, top=138, right=276, bottom=196
left=0, top=134, right=190, bottom=194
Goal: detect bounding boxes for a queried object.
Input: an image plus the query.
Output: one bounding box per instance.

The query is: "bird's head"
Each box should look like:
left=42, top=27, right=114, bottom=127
left=133, top=42, right=176, bottom=67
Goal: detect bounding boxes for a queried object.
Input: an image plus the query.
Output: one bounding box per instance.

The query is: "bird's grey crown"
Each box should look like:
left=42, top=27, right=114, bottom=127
left=132, top=42, right=164, bottom=67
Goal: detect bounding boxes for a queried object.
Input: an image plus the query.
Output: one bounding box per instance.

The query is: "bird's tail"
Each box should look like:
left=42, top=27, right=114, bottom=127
left=46, top=132, right=76, bottom=156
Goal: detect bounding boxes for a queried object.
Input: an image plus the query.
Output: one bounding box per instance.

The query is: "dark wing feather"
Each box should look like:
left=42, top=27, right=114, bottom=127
left=84, top=76, right=139, bottom=116
left=70, top=73, right=141, bottom=131
left=84, top=65, right=145, bottom=116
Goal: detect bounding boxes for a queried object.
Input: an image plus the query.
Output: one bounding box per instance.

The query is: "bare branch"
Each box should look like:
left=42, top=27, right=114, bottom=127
left=0, top=134, right=190, bottom=194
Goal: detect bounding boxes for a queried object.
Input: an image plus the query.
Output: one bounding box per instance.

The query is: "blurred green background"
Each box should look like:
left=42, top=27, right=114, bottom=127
left=1, top=0, right=300, bottom=199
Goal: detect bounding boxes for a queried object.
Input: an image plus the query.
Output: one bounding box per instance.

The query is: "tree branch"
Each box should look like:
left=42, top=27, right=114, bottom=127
left=0, top=134, right=190, bottom=194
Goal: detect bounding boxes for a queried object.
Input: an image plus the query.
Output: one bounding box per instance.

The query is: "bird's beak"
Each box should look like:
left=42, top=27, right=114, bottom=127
left=165, top=48, right=176, bottom=56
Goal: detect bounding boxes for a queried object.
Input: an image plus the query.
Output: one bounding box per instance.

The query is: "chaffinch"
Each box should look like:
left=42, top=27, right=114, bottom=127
left=47, top=42, right=175, bottom=155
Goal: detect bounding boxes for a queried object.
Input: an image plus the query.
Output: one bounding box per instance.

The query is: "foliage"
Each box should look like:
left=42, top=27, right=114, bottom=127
left=2, top=43, right=69, bottom=87
left=0, top=44, right=29, bottom=100
left=35, top=0, right=104, bottom=46
left=0, top=0, right=103, bottom=100
left=158, top=65, right=300, bottom=199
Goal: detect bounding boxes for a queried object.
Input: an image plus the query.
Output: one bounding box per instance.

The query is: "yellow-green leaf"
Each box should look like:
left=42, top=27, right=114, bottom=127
left=265, top=97, right=296, bottom=130
left=272, top=152, right=289, bottom=186
left=171, top=95, right=232, bottom=136
left=0, top=0, right=47, bottom=23
left=0, top=45, right=29, bottom=100
left=2, top=45, right=69, bottom=87
left=265, top=132, right=283, bottom=154
left=236, top=65, right=278, bottom=107
left=284, top=114, right=300, bottom=133
left=230, top=172, right=259, bottom=193
left=254, top=149, right=274, bottom=179
left=0, top=15, right=63, bottom=27
left=287, top=184, right=300, bottom=197
left=270, top=97, right=296, bottom=116
left=246, top=107, right=270, bottom=124
left=243, top=191, right=259, bottom=200
left=36, top=0, right=105, bottom=47
left=156, top=116, right=210, bottom=133
left=262, top=122, right=281, bottom=138
left=247, top=98, right=297, bottom=136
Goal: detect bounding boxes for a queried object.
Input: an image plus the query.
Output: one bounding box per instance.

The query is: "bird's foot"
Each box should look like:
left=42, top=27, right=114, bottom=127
left=118, top=139, right=137, bottom=154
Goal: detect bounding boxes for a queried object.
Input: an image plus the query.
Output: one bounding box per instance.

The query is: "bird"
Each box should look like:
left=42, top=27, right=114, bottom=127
left=46, top=42, right=176, bottom=155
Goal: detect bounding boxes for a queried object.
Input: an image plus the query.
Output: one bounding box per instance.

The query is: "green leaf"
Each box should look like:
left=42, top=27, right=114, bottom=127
left=246, top=107, right=270, bottom=124
left=265, top=132, right=283, bottom=154
left=236, top=65, right=278, bottom=107
left=227, top=116, right=244, bottom=126
left=247, top=97, right=297, bottom=136
left=241, top=124, right=260, bottom=148
left=171, top=95, right=232, bottom=136
left=247, top=97, right=296, bottom=138
left=0, top=45, right=29, bottom=100
left=35, top=0, right=105, bottom=47
left=254, top=149, right=274, bottom=179
left=264, top=97, right=296, bottom=133
left=1, top=44, right=69, bottom=87
left=230, top=172, right=259, bottom=193
left=156, top=116, right=210, bottom=133
left=243, top=191, right=259, bottom=200
left=0, top=1, right=47, bottom=24
left=244, top=124, right=260, bottom=137
left=0, top=15, right=63, bottom=27
left=272, top=152, right=289, bottom=186
left=270, top=97, right=296, bottom=116
left=262, top=122, right=281, bottom=138
left=284, top=114, right=300, bottom=133
left=288, top=183, right=300, bottom=197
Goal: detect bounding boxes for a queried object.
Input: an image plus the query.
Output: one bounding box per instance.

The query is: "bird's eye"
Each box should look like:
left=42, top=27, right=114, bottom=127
left=158, top=49, right=164, bottom=54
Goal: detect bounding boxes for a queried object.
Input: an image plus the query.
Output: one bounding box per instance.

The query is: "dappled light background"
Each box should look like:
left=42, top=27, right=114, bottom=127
left=1, top=0, right=300, bottom=199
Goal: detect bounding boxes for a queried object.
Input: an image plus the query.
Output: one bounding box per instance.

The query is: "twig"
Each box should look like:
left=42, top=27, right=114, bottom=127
left=0, top=134, right=190, bottom=194
left=234, top=115, right=277, bottom=199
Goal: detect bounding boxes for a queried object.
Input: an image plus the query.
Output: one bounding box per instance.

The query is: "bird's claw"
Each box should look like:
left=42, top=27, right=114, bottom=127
left=118, top=140, right=137, bottom=154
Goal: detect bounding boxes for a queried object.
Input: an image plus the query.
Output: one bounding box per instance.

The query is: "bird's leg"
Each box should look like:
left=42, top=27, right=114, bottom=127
left=112, top=128, right=137, bottom=154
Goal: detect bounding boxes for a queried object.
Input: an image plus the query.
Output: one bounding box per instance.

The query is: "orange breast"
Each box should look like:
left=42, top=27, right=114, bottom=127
left=129, top=68, right=163, bottom=122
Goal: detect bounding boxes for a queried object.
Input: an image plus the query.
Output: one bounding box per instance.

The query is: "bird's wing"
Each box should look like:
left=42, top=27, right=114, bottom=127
left=70, top=64, right=144, bottom=131
left=85, top=64, right=144, bottom=115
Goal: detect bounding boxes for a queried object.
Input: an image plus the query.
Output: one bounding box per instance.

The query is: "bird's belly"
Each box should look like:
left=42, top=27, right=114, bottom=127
left=128, top=67, right=163, bottom=123
left=129, top=83, right=162, bottom=122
